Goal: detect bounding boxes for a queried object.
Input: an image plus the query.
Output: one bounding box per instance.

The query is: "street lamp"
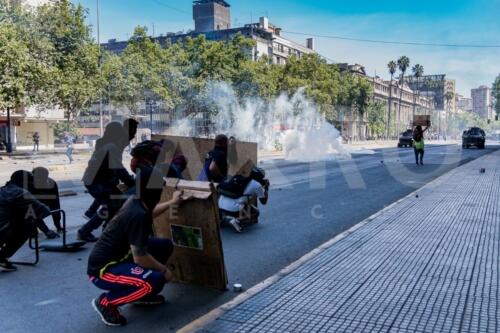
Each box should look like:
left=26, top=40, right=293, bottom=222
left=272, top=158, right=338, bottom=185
left=97, top=0, right=104, bottom=137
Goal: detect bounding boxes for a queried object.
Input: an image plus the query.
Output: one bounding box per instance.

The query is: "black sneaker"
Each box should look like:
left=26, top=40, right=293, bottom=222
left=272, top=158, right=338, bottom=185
left=132, top=294, right=166, bottom=306
left=77, top=232, right=98, bottom=243
left=92, top=296, right=127, bottom=327
left=0, top=259, right=17, bottom=272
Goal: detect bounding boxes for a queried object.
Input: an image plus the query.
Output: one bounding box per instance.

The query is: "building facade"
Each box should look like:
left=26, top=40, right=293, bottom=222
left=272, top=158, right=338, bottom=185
left=0, top=106, right=65, bottom=150
left=104, top=1, right=315, bottom=65
left=455, top=94, right=473, bottom=113
left=405, top=74, right=456, bottom=112
left=193, top=0, right=231, bottom=32
left=471, top=85, right=494, bottom=120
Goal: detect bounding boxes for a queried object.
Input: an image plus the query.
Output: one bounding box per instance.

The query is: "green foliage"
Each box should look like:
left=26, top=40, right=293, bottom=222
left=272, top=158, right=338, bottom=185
left=36, top=0, right=100, bottom=121
left=493, top=74, right=500, bottom=116
left=0, top=2, right=54, bottom=111
left=366, top=101, right=387, bottom=138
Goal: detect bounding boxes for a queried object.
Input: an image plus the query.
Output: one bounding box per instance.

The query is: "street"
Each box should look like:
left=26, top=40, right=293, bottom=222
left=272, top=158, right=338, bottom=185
left=0, top=143, right=498, bottom=333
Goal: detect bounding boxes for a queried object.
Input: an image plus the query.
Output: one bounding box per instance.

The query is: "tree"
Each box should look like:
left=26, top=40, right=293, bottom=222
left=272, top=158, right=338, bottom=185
left=493, top=74, right=500, bottom=117
left=366, top=101, right=387, bottom=139
left=387, top=60, right=397, bottom=138
left=412, top=64, right=424, bottom=118
left=396, top=56, right=410, bottom=133
left=36, top=0, right=100, bottom=125
left=0, top=1, right=54, bottom=152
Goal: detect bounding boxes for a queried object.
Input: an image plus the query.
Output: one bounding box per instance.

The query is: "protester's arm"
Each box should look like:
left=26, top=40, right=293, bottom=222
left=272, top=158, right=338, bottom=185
left=152, top=190, right=190, bottom=219
left=128, top=212, right=172, bottom=281
left=208, top=161, right=223, bottom=181
left=259, top=180, right=270, bottom=205
left=130, top=245, right=172, bottom=281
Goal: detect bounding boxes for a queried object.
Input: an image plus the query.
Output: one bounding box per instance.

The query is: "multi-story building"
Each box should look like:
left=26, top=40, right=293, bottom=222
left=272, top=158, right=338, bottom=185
left=193, top=0, right=231, bottom=32
left=405, top=74, right=456, bottom=112
left=338, top=65, right=433, bottom=139
left=104, top=1, right=315, bottom=65
left=471, top=85, right=494, bottom=120
left=455, top=94, right=473, bottom=113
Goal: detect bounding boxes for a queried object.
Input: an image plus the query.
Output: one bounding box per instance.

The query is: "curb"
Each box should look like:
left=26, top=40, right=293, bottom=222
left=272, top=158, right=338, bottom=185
left=178, top=150, right=487, bottom=333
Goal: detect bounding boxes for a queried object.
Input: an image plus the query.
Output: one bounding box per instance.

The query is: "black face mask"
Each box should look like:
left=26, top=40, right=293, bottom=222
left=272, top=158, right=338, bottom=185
left=136, top=166, right=164, bottom=210
left=143, top=188, right=163, bottom=211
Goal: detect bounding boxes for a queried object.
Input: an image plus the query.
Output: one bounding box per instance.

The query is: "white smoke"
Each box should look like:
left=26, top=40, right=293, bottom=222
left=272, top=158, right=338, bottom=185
left=171, top=82, right=350, bottom=162
left=24, top=0, right=49, bottom=7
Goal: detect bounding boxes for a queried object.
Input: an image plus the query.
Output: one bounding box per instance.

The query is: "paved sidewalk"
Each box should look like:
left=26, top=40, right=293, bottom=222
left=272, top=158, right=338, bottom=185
left=191, top=150, right=499, bottom=333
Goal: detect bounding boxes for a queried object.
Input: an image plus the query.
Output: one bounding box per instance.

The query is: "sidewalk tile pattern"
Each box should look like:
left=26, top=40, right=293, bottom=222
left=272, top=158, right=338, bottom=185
left=200, top=151, right=499, bottom=333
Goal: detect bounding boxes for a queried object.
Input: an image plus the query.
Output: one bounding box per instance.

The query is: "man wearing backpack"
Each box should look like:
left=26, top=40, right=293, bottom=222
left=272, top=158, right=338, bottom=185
left=218, top=167, right=269, bottom=233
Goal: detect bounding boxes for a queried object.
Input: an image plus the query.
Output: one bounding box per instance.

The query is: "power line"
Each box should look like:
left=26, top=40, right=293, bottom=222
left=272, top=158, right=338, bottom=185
left=283, top=30, right=500, bottom=49
left=150, top=0, right=191, bottom=16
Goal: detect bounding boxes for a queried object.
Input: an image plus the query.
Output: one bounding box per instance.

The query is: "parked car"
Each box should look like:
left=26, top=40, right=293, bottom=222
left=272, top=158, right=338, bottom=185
left=398, top=130, right=414, bottom=148
left=462, top=127, right=485, bottom=149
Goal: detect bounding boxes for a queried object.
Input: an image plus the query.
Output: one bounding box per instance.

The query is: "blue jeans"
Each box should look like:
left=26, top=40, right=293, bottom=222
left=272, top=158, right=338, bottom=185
left=90, top=238, right=173, bottom=306
left=66, top=147, right=74, bottom=163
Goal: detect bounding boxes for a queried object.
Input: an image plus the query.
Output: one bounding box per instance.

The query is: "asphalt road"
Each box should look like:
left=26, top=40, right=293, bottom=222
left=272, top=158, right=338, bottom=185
left=0, top=143, right=498, bottom=333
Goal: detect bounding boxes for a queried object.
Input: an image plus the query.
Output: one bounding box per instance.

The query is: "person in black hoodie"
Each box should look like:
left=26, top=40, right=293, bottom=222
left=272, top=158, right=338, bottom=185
left=78, top=122, right=134, bottom=242
left=197, top=134, right=229, bottom=183
left=0, top=171, right=51, bottom=272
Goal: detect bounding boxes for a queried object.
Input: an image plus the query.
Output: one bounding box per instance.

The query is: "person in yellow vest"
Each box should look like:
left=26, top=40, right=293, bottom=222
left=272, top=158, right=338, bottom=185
left=413, top=125, right=429, bottom=166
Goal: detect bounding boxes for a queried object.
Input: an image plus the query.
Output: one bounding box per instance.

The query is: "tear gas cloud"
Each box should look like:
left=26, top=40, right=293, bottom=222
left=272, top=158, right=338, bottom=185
left=171, top=82, right=351, bottom=162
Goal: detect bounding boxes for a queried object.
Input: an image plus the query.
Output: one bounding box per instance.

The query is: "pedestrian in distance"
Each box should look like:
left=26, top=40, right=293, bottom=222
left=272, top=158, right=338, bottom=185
left=87, top=167, right=188, bottom=327
left=64, top=132, right=74, bottom=164
left=197, top=134, right=229, bottom=183
left=0, top=171, right=51, bottom=272
left=32, top=132, right=40, bottom=152
left=413, top=125, right=429, bottom=166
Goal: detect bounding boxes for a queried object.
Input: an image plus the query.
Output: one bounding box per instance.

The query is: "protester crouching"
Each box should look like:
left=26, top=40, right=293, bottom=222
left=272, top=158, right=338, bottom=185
left=0, top=171, right=51, bottom=272
left=87, top=166, right=189, bottom=326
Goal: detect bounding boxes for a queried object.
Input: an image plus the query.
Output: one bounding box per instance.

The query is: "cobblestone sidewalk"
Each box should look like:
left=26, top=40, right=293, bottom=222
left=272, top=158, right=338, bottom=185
left=195, top=150, right=499, bottom=333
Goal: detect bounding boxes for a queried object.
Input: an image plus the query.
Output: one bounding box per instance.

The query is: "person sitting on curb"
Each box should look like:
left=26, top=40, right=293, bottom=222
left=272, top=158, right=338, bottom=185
left=87, top=167, right=188, bottom=327
left=218, top=167, right=270, bottom=233
left=0, top=171, right=51, bottom=272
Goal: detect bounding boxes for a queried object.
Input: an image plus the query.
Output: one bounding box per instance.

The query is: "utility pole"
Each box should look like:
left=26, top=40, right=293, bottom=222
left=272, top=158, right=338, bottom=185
left=97, top=0, right=104, bottom=137
left=6, top=107, right=12, bottom=153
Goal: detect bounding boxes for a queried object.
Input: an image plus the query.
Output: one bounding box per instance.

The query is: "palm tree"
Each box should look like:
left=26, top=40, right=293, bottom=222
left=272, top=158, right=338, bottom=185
left=412, top=64, right=424, bottom=119
left=397, top=56, right=410, bottom=133
left=387, top=60, right=397, bottom=138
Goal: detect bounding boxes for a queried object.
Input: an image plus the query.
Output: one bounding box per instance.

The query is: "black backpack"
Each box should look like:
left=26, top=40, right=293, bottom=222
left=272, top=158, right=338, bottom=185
left=217, top=175, right=252, bottom=199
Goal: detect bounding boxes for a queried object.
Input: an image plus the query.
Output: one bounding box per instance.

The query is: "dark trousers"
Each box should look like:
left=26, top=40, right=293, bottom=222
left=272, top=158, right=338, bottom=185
left=0, top=220, right=33, bottom=260
left=78, top=184, right=125, bottom=236
left=414, top=148, right=424, bottom=164
left=90, top=238, right=173, bottom=307
left=85, top=199, right=101, bottom=218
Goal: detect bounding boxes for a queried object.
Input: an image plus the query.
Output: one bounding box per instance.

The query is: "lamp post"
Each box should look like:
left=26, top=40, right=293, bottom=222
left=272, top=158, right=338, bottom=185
left=6, top=107, right=12, bottom=153
left=97, top=0, right=104, bottom=137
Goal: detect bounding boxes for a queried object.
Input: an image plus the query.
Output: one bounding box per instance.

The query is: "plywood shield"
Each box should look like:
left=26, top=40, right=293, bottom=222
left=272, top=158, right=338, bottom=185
left=152, top=135, right=258, bottom=180
left=153, top=179, right=228, bottom=290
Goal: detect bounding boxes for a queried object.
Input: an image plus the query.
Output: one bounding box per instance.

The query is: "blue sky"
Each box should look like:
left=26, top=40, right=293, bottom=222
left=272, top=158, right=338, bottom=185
left=33, top=0, right=500, bottom=95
